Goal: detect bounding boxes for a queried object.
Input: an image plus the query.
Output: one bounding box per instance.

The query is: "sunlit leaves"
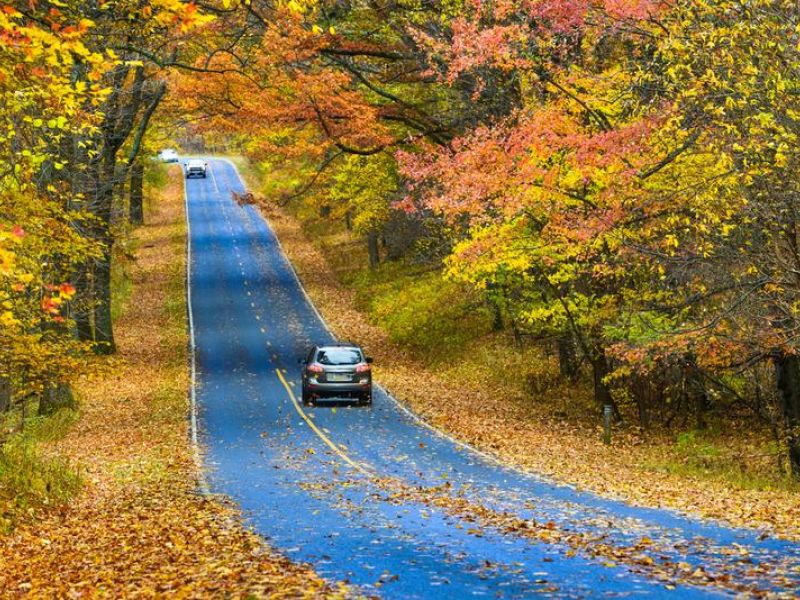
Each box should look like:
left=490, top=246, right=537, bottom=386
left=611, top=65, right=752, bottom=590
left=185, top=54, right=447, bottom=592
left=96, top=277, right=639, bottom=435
left=329, top=154, right=398, bottom=235
left=0, top=3, right=106, bottom=394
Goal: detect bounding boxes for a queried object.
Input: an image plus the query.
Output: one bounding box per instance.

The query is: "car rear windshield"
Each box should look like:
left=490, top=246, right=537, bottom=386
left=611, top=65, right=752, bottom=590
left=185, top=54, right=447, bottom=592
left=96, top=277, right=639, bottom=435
left=316, top=348, right=362, bottom=365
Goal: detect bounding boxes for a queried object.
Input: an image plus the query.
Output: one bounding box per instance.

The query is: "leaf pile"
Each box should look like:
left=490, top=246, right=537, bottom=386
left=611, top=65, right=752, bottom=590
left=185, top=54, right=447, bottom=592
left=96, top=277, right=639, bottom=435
left=0, top=171, right=340, bottom=598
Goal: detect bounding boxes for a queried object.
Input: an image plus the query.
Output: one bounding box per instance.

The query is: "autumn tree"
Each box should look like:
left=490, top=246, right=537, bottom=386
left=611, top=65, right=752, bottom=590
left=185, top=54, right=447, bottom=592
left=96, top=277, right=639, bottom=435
left=0, top=5, right=104, bottom=412
left=7, top=0, right=213, bottom=353
left=167, top=0, right=800, bottom=473
left=328, top=153, right=398, bottom=266
left=625, top=0, right=800, bottom=475
left=396, top=0, right=800, bottom=473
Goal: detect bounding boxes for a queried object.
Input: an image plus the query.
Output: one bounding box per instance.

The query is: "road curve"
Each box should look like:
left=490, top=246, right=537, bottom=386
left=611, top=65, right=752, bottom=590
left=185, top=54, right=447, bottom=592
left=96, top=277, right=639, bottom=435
left=184, top=159, right=800, bottom=598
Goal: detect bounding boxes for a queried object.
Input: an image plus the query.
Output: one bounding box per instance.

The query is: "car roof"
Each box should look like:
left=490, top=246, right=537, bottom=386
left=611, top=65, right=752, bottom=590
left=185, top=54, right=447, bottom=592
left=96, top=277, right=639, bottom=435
left=187, top=158, right=205, bottom=165
left=316, top=343, right=361, bottom=351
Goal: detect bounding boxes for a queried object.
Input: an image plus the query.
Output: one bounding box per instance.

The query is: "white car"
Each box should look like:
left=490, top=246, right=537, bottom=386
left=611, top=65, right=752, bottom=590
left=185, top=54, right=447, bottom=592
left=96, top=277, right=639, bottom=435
left=158, top=148, right=179, bottom=163
left=185, top=159, right=207, bottom=179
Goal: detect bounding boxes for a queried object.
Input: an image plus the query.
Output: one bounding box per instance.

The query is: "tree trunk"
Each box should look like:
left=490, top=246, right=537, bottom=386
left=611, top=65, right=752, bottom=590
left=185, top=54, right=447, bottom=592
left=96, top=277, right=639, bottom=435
left=558, top=335, right=579, bottom=381
left=634, top=381, right=650, bottom=429
left=89, top=139, right=119, bottom=354
left=74, top=264, right=94, bottom=342
left=92, top=246, right=116, bottom=354
left=367, top=230, right=380, bottom=268
left=491, top=300, right=504, bottom=331
left=344, top=210, right=353, bottom=231
left=486, top=282, right=504, bottom=331
left=39, top=384, right=76, bottom=416
left=0, top=378, right=10, bottom=413
left=591, top=348, right=620, bottom=418
left=129, top=160, right=144, bottom=225
left=775, top=352, right=800, bottom=478
left=686, top=359, right=709, bottom=430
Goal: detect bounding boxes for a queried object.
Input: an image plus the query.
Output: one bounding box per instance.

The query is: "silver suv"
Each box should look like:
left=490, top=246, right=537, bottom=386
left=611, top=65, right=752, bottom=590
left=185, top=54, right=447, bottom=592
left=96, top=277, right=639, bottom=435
left=300, top=344, right=373, bottom=406
left=185, top=159, right=207, bottom=179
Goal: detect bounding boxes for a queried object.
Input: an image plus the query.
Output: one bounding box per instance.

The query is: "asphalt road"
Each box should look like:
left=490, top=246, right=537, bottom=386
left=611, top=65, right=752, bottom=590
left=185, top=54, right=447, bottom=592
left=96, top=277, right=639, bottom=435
left=184, top=159, right=800, bottom=598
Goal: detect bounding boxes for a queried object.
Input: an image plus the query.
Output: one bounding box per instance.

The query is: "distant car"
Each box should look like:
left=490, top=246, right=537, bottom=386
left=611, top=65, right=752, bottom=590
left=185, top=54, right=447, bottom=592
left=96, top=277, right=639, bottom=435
left=185, top=159, right=207, bottom=179
left=158, top=149, right=179, bottom=163
left=300, top=344, right=373, bottom=406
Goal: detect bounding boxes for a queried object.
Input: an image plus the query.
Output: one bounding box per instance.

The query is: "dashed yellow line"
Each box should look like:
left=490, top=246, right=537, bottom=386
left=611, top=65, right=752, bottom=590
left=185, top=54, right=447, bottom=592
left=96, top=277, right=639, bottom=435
left=275, top=369, right=371, bottom=476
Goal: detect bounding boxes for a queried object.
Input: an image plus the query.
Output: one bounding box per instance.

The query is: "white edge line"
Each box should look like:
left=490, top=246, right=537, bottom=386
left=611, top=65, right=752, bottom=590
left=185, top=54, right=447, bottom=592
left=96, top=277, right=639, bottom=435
left=208, top=160, right=220, bottom=194
left=183, top=163, right=211, bottom=495
left=219, top=157, right=559, bottom=489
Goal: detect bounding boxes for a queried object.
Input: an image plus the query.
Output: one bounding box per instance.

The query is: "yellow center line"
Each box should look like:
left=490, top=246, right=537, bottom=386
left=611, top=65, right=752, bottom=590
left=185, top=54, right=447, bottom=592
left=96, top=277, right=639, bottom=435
left=275, top=369, right=372, bottom=476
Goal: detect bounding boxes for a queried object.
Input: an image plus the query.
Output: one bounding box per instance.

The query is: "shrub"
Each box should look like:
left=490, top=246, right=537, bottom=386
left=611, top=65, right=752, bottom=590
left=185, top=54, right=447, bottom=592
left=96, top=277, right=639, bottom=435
left=0, top=435, right=81, bottom=510
left=367, top=270, right=493, bottom=357
left=0, top=409, right=81, bottom=516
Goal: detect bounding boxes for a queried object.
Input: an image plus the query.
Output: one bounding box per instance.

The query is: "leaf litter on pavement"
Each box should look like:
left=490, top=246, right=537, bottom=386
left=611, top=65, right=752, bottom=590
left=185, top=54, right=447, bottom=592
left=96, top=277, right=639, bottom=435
left=290, top=463, right=800, bottom=597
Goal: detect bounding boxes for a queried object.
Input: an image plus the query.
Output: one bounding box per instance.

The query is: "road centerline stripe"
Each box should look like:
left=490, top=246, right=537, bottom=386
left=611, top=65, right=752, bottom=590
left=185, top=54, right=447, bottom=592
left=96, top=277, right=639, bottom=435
left=275, top=369, right=372, bottom=476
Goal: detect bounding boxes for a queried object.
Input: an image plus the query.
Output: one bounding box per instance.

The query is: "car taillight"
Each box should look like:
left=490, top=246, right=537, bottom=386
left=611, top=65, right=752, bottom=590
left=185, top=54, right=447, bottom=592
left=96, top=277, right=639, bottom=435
left=355, top=363, right=371, bottom=373
left=308, top=364, right=323, bottom=374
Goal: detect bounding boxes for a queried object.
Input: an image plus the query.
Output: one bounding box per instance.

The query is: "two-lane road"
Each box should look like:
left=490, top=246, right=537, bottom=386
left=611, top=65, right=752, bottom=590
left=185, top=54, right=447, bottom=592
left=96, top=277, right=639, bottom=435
left=185, top=159, right=800, bottom=598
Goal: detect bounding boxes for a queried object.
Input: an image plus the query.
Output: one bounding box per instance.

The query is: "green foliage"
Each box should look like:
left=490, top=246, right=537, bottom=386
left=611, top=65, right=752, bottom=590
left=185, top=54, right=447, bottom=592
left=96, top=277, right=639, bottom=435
left=144, top=161, right=168, bottom=196
left=675, top=430, right=720, bottom=459
left=0, top=410, right=82, bottom=516
left=444, top=335, right=566, bottom=399
left=24, top=408, right=80, bottom=443
left=647, top=429, right=797, bottom=492
left=329, top=153, right=397, bottom=235
left=353, top=262, right=493, bottom=355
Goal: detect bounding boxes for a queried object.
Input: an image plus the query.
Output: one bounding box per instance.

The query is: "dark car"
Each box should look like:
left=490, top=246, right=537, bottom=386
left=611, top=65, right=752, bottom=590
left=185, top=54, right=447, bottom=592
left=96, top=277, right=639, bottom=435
left=300, top=344, right=373, bottom=406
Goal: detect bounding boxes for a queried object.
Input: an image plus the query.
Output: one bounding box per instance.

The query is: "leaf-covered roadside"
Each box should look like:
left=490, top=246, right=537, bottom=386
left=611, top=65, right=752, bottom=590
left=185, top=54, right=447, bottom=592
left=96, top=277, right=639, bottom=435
left=0, top=169, right=341, bottom=598
left=245, top=184, right=800, bottom=542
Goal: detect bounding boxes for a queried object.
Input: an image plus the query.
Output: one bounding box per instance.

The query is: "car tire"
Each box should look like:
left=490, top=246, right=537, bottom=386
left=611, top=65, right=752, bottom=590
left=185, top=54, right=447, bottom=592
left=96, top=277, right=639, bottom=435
left=301, top=388, right=314, bottom=406
left=361, top=392, right=372, bottom=406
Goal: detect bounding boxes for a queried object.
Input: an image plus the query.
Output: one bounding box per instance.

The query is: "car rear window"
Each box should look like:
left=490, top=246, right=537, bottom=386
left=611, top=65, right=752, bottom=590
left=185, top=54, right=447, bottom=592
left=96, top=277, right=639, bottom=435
left=316, top=348, right=362, bottom=365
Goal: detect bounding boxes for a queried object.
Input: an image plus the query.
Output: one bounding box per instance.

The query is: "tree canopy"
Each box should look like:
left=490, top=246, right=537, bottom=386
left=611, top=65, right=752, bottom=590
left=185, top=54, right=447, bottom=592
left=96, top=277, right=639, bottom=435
left=3, top=0, right=800, bottom=474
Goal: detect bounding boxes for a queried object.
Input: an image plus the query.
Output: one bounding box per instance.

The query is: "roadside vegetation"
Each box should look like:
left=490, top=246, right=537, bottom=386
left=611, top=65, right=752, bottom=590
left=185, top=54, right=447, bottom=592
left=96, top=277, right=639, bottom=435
left=0, top=408, right=81, bottom=533
left=2, top=0, right=799, bottom=589
left=234, top=157, right=800, bottom=539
